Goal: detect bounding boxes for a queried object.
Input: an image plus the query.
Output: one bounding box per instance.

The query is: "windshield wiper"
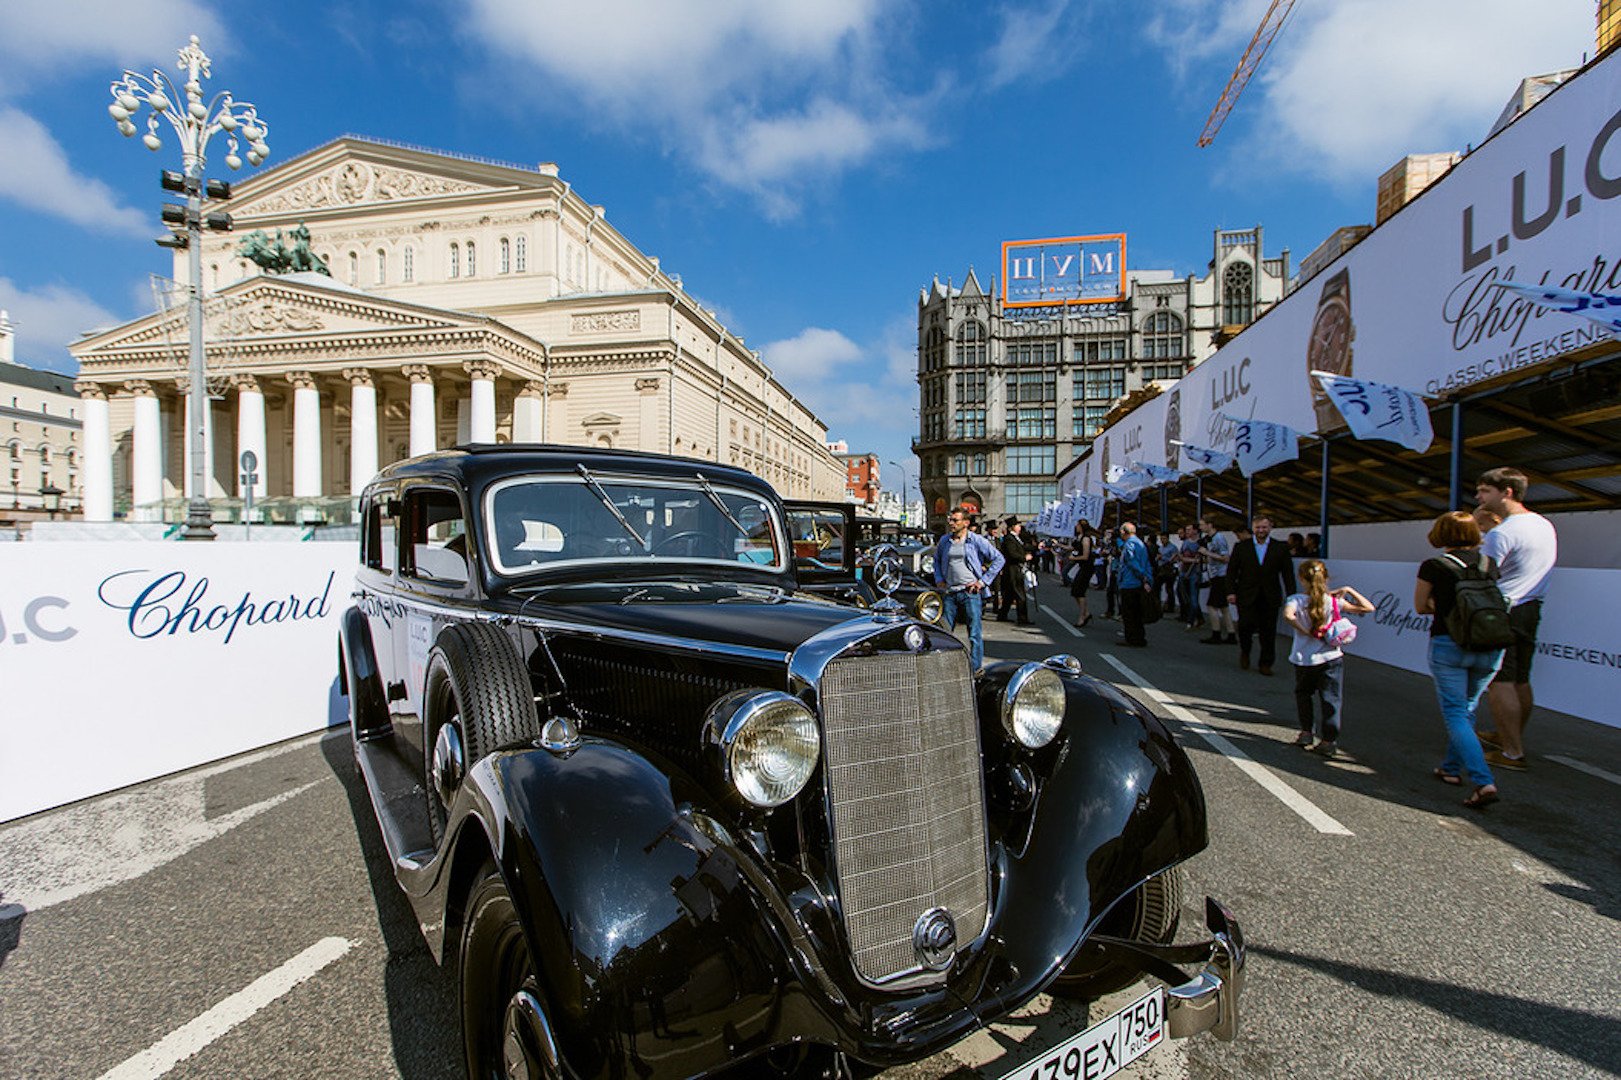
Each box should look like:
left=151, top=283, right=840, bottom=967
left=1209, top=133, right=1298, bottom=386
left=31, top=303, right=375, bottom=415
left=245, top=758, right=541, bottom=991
left=576, top=464, right=648, bottom=550
left=695, top=472, right=749, bottom=538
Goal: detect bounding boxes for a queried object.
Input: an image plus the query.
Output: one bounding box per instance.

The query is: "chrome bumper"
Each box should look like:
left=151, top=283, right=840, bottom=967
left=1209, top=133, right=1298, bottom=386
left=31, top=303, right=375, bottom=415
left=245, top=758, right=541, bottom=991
left=1164, top=897, right=1245, bottom=1042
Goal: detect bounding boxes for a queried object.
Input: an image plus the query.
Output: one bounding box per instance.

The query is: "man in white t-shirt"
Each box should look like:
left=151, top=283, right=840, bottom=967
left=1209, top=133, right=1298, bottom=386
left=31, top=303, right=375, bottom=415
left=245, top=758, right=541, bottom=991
left=1475, top=467, right=1557, bottom=770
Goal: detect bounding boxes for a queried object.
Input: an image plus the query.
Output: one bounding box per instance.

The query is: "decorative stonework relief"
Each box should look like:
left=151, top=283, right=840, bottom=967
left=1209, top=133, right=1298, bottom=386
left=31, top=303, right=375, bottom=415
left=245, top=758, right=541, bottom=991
left=220, top=300, right=326, bottom=335
left=570, top=310, right=641, bottom=334
left=240, top=161, right=488, bottom=216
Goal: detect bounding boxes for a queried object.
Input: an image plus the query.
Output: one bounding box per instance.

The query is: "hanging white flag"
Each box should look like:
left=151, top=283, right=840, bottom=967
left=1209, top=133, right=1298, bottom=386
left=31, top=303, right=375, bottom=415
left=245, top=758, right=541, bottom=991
left=1220, top=415, right=1301, bottom=478
left=1173, top=441, right=1235, bottom=473
left=1102, top=480, right=1141, bottom=502
left=1073, top=491, right=1106, bottom=528
left=1135, top=462, right=1183, bottom=485
left=1495, top=281, right=1621, bottom=333
left=1311, top=371, right=1435, bottom=452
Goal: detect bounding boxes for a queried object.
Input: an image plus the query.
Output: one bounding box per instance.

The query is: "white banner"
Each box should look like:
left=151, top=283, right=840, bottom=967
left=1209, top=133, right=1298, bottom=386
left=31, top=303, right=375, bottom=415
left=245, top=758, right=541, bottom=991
left=1225, top=416, right=1301, bottom=477
left=1175, top=442, right=1235, bottom=474
left=1312, top=372, right=1435, bottom=452
left=1496, top=280, right=1621, bottom=333
left=1323, top=559, right=1617, bottom=729
left=0, top=543, right=354, bottom=821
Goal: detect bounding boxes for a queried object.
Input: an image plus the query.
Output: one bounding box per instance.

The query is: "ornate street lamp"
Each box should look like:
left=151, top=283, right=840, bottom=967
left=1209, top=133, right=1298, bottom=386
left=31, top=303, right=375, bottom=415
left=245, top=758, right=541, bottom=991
left=109, top=35, right=270, bottom=540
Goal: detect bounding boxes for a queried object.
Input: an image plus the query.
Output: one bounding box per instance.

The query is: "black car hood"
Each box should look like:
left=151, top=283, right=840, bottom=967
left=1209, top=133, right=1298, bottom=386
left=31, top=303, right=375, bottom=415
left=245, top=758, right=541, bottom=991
left=496, top=579, right=867, bottom=656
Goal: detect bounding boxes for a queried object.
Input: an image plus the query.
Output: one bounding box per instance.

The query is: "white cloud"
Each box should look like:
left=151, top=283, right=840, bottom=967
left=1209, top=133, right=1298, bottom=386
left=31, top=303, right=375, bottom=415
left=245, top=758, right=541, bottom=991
left=0, top=277, right=126, bottom=373
left=0, top=1, right=226, bottom=74
left=984, top=0, right=1079, bottom=90
left=461, top=0, right=928, bottom=215
left=0, top=109, right=151, bottom=238
left=760, top=327, right=863, bottom=385
left=1150, top=0, right=1593, bottom=184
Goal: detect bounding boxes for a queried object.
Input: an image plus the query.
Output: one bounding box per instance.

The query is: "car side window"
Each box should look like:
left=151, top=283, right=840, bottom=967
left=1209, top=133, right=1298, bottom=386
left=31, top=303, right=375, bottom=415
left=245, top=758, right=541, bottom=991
left=401, top=487, right=469, bottom=586
left=361, top=493, right=398, bottom=572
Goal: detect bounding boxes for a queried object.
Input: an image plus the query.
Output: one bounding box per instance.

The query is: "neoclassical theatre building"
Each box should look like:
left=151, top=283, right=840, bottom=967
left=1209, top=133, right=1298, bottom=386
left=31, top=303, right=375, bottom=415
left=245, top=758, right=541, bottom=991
left=70, top=136, right=844, bottom=520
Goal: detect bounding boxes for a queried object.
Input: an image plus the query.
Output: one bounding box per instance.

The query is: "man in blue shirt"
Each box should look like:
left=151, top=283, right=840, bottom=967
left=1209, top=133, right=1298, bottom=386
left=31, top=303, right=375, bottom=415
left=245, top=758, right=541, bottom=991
left=934, top=509, right=1006, bottom=672
left=1115, top=522, right=1154, bottom=647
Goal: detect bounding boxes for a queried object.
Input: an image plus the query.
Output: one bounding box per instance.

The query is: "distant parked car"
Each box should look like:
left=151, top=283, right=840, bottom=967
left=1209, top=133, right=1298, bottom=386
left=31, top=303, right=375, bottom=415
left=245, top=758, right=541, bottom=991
left=790, top=500, right=944, bottom=626
left=338, top=445, right=1244, bottom=1080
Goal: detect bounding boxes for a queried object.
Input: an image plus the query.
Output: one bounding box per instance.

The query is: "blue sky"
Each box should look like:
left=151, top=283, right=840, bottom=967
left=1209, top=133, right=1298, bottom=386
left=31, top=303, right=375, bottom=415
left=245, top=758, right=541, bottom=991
left=0, top=0, right=1597, bottom=489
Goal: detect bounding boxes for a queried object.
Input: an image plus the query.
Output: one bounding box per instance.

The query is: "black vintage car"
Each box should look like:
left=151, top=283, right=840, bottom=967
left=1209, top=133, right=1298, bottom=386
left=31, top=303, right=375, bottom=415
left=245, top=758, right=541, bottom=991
left=338, top=445, right=1243, bottom=1080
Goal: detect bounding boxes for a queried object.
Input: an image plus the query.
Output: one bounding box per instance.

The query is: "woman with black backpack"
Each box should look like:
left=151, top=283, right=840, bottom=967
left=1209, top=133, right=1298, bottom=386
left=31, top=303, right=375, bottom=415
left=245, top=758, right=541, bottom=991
left=1414, top=510, right=1511, bottom=810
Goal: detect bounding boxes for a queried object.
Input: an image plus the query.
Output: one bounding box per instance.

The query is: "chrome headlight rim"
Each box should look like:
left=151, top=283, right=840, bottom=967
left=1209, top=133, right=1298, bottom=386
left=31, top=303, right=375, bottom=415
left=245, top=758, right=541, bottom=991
left=1000, top=662, right=1065, bottom=749
left=914, top=589, right=943, bottom=624
left=705, top=689, right=821, bottom=808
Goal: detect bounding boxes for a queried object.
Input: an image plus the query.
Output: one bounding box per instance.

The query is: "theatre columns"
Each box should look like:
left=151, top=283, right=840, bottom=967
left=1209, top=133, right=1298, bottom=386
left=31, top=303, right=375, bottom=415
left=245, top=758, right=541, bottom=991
left=74, top=381, right=113, bottom=522
left=637, top=377, right=661, bottom=452
left=288, top=371, right=322, bottom=498
left=345, top=369, right=379, bottom=493
left=514, top=381, right=544, bottom=443
left=126, top=379, right=163, bottom=513
left=465, top=360, right=500, bottom=444
left=232, top=375, right=267, bottom=499
left=405, top=364, right=437, bottom=457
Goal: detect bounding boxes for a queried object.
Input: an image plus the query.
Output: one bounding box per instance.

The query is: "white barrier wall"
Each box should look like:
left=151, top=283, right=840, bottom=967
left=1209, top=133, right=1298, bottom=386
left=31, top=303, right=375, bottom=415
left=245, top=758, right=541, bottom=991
left=1325, top=559, right=1618, bottom=729
left=0, top=542, right=354, bottom=822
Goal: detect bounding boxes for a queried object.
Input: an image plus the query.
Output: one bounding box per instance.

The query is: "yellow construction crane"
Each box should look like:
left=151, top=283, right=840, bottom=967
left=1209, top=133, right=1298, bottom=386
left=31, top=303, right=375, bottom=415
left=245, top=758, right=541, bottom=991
left=1198, top=0, right=1301, bottom=147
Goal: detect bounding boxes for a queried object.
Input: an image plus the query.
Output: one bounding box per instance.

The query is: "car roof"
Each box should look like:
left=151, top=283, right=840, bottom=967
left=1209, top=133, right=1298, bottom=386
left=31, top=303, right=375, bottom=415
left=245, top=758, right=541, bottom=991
left=366, top=444, right=777, bottom=496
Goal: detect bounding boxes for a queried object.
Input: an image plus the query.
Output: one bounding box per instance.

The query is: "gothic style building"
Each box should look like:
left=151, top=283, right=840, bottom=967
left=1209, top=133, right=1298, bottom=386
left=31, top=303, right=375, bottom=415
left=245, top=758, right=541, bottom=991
left=70, top=137, right=844, bottom=520
left=915, top=228, right=1290, bottom=529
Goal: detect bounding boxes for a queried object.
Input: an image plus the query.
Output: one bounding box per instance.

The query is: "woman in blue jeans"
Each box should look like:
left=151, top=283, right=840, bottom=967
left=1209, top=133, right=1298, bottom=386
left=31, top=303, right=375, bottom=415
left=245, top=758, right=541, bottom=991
left=1414, top=510, right=1505, bottom=810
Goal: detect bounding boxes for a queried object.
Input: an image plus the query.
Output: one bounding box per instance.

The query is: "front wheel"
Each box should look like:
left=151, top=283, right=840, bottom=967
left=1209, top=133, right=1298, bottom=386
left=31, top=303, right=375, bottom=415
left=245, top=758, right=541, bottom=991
left=1053, top=866, right=1184, bottom=998
left=461, top=867, right=561, bottom=1080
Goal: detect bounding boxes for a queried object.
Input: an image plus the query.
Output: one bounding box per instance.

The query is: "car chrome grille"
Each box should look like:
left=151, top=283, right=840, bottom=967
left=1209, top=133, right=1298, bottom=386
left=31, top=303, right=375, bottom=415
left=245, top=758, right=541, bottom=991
left=818, top=649, right=989, bottom=985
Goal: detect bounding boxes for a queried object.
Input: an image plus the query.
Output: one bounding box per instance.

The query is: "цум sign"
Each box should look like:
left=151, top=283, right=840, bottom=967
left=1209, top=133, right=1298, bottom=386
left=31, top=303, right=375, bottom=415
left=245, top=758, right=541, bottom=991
left=0, top=542, right=354, bottom=821
left=1002, top=233, right=1127, bottom=308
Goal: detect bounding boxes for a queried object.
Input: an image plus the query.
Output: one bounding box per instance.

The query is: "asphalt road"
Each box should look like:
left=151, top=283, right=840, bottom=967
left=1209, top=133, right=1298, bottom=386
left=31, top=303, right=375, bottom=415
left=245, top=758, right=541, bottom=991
left=2, top=578, right=1618, bottom=1079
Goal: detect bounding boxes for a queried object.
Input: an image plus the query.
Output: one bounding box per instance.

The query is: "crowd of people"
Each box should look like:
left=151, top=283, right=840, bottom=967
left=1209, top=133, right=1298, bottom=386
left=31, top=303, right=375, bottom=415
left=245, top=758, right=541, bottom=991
left=930, top=466, right=1558, bottom=813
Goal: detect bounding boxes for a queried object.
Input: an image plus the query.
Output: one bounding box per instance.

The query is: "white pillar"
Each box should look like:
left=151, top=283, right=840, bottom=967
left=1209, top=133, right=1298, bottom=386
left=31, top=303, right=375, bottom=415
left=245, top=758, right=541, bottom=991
left=513, top=382, right=544, bottom=443
left=75, top=382, right=113, bottom=522
left=289, top=371, right=323, bottom=498
left=127, top=380, right=163, bottom=516
left=636, top=377, right=661, bottom=452
left=180, top=380, right=215, bottom=501
left=233, top=375, right=267, bottom=498
left=405, top=365, right=436, bottom=457
left=465, top=361, right=499, bottom=443
left=547, top=381, right=568, bottom=443
left=345, top=368, right=379, bottom=493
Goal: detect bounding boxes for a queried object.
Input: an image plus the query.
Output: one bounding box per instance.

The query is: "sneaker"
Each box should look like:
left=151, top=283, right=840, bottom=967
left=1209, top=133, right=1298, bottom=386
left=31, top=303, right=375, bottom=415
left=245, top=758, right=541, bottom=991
left=1310, top=740, right=1338, bottom=759
left=1293, top=732, right=1315, bottom=747
left=1483, top=749, right=1528, bottom=771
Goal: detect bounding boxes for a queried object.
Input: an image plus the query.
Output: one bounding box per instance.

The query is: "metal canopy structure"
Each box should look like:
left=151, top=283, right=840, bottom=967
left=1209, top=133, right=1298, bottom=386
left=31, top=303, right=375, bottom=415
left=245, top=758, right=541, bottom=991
left=1126, top=345, right=1621, bottom=533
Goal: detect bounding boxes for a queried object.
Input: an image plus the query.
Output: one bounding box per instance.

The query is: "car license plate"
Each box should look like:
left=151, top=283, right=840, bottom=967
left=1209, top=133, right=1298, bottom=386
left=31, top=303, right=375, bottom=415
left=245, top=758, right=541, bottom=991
left=996, top=986, right=1165, bottom=1080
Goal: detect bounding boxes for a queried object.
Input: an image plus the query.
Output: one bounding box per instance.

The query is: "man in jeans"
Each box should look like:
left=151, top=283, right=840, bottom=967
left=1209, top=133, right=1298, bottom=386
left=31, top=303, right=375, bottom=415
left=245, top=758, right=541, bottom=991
left=1115, top=522, right=1154, bottom=647
left=933, top=509, right=1006, bottom=672
left=1476, top=467, right=1558, bottom=770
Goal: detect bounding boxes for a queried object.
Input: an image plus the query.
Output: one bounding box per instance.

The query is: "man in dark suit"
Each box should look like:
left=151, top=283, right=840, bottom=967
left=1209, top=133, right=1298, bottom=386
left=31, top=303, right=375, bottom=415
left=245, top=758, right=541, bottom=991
left=1226, top=515, right=1295, bottom=675
left=996, top=518, right=1033, bottom=624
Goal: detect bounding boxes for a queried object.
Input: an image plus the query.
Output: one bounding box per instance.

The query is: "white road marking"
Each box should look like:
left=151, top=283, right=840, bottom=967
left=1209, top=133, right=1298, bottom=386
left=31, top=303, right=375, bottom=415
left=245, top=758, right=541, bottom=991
left=96, top=937, right=355, bottom=1080
left=0, top=733, right=336, bottom=911
left=1545, top=754, right=1621, bottom=786
left=1100, top=653, right=1354, bottom=837
left=1038, top=603, right=1085, bottom=637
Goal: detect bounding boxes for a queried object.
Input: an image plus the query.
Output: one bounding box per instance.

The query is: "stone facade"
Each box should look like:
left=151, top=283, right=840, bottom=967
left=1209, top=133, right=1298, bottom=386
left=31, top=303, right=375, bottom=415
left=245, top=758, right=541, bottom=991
left=915, top=227, right=1289, bottom=530
left=0, top=314, right=83, bottom=521
left=70, top=137, right=844, bottom=520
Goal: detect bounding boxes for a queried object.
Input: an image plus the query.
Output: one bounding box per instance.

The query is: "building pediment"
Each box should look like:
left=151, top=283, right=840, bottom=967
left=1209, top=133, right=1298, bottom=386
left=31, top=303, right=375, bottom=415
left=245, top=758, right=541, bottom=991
left=231, top=158, right=494, bottom=217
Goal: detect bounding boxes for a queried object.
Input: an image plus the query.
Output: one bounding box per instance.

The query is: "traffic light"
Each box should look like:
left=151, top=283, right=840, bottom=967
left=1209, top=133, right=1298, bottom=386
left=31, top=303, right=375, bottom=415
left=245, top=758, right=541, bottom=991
left=205, top=178, right=232, bottom=200
left=160, top=204, right=189, bottom=228
left=160, top=170, right=198, bottom=195
left=155, top=233, right=189, bottom=250
left=205, top=212, right=233, bottom=232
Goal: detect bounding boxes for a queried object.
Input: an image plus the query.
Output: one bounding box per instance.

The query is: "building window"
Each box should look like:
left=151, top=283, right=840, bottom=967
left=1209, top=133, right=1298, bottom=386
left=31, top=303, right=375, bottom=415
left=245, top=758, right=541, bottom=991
left=1223, top=262, right=1254, bottom=325
left=922, top=327, right=946, bottom=373
left=466, top=241, right=477, bottom=277
left=972, top=452, right=986, bottom=475
left=1011, top=408, right=1056, bottom=440
left=1076, top=367, right=1126, bottom=400
left=1142, top=311, right=1184, bottom=359
left=1007, top=340, right=1059, bottom=366
left=1074, top=404, right=1109, bottom=437
left=952, top=453, right=967, bottom=475
left=515, top=235, right=527, bottom=272
left=1005, top=482, right=1057, bottom=515
left=954, top=370, right=987, bottom=405
left=952, top=409, right=987, bottom=439
left=1142, top=362, right=1185, bottom=381
left=403, top=246, right=415, bottom=282
left=1077, top=339, right=1127, bottom=363
left=1007, top=444, right=1055, bottom=475
left=450, top=243, right=461, bottom=278
left=954, top=321, right=987, bottom=367
left=1009, top=371, right=1056, bottom=404
left=347, top=251, right=359, bottom=285
left=500, top=237, right=511, bottom=274
left=375, top=249, right=387, bottom=285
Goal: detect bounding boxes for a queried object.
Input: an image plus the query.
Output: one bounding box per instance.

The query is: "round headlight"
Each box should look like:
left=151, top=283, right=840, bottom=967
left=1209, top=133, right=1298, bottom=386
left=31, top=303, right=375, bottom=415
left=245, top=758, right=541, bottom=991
left=708, top=690, right=821, bottom=808
left=1001, top=663, right=1065, bottom=748
left=920, top=553, right=935, bottom=576
left=915, top=589, right=943, bottom=624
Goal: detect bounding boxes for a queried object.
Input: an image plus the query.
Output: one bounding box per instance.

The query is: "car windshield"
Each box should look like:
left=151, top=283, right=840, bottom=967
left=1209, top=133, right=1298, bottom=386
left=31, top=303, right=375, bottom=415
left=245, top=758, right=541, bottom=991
left=785, top=508, right=850, bottom=573
left=485, top=473, right=786, bottom=575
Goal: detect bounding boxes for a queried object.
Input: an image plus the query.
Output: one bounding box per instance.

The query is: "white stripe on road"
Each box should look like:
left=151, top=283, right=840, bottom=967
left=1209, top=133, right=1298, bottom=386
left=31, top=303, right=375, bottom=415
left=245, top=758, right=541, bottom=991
left=1545, top=754, right=1621, bottom=786
left=1100, top=653, right=1354, bottom=837
left=97, top=937, right=356, bottom=1080
left=1038, top=603, right=1085, bottom=637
